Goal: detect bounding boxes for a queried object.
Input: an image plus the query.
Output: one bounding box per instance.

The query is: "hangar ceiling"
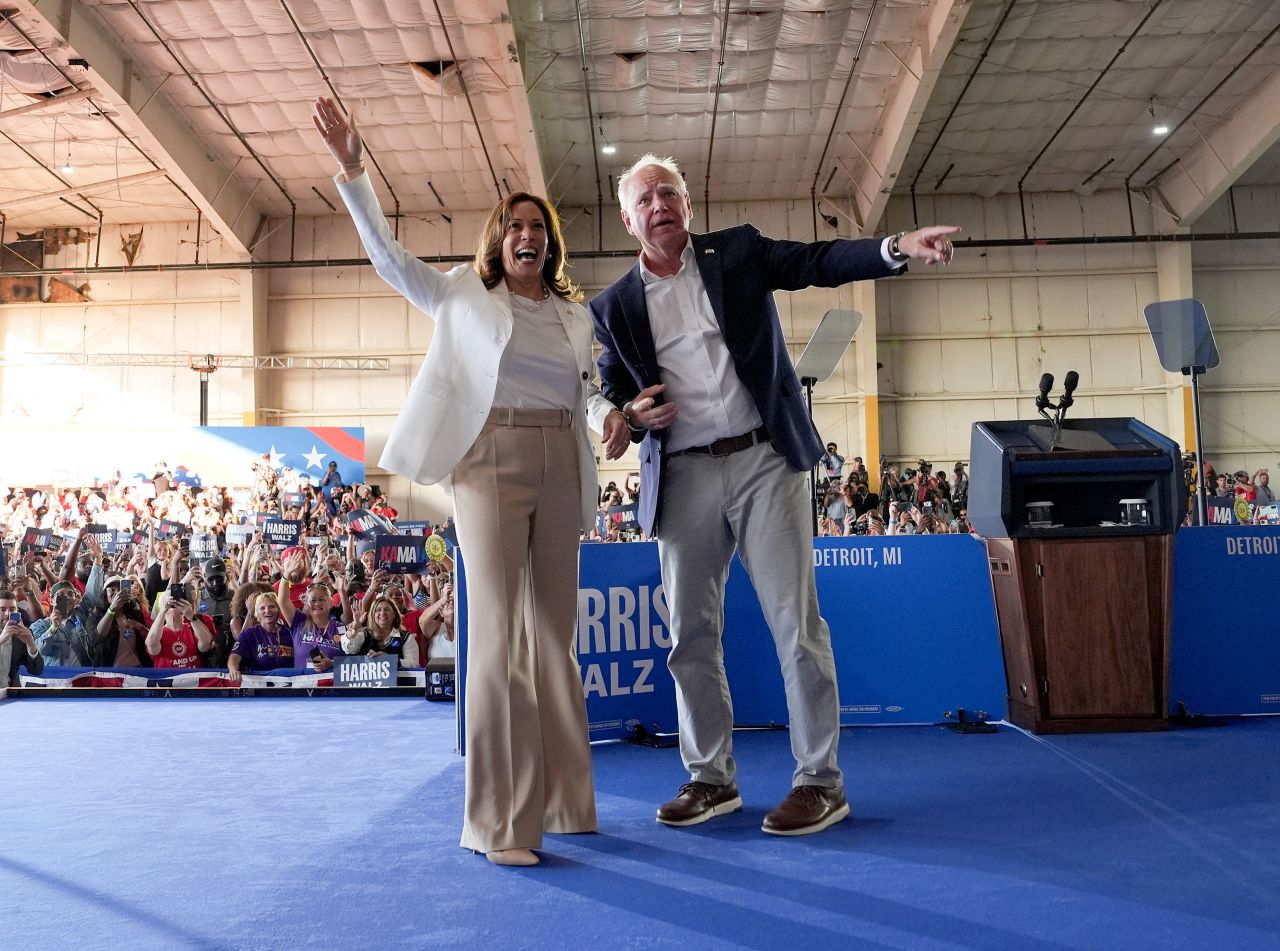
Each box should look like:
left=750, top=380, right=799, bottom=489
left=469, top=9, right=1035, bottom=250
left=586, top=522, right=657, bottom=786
left=2, top=0, right=1279, bottom=255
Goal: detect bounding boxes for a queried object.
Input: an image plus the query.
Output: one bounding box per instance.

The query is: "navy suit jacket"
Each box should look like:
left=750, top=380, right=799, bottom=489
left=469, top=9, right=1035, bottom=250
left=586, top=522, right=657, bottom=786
left=590, top=223, right=900, bottom=536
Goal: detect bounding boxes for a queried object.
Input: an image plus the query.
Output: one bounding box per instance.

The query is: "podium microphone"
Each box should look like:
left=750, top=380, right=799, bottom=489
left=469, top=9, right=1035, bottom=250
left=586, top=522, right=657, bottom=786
left=1036, top=373, right=1054, bottom=416
left=1059, top=370, right=1078, bottom=412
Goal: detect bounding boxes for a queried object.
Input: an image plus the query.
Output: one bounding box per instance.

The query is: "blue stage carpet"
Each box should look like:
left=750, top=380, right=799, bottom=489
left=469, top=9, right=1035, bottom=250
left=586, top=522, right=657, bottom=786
left=2, top=699, right=1278, bottom=950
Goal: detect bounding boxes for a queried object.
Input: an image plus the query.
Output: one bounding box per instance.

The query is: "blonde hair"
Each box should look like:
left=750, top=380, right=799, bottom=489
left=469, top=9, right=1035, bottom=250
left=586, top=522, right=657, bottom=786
left=616, top=154, right=687, bottom=206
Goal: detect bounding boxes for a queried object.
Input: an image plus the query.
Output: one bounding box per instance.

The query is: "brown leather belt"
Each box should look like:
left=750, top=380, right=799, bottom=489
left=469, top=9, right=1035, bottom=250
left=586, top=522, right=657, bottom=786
left=486, top=407, right=573, bottom=430
left=667, top=426, right=770, bottom=459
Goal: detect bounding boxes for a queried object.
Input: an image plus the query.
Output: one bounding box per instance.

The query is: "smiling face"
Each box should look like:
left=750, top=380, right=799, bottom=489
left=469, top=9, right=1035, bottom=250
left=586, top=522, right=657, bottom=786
left=372, top=601, right=395, bottom=630
left=255, top=595, right=281, bottom=628
left=501, top=200, right=549, bottom=288
left=620, top=165, right=693, bottom=258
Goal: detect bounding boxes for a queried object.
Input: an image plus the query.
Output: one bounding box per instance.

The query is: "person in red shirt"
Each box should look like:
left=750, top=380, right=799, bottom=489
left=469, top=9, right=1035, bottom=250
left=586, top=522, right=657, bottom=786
left=145, top=592, right=213, bottom=669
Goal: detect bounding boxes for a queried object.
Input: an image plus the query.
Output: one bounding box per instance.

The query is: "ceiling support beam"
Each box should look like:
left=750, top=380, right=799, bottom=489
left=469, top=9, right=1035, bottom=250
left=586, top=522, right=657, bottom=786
left=1145, top=64, right=1280, bottom=231
left=494, top=3, right=547, bottom=198
left=0, top=87, right=98, bottom=121
left=844, top=0, right=972, bottom=235
left=0, top=169, right=168, bottom=212
left=9, top=0, right=268, bottom=255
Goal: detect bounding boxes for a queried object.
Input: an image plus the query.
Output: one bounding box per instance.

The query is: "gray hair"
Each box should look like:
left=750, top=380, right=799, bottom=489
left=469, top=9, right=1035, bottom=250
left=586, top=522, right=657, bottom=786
left=616, top=154, right=687, bottom=206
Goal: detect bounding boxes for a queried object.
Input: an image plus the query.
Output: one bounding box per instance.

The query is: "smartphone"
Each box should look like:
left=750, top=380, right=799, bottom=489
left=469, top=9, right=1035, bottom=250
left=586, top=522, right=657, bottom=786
left=924, top=502, right=933, bottom=514
left=7, top=611, right=20, bottom=625
left=169, top=583, right=186, bottom=601
left=179, top=536, right=190, bottom=551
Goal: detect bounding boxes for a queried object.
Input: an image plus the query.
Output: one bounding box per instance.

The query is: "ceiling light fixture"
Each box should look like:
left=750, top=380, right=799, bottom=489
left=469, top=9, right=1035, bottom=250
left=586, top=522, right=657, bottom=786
left=601, top=142, right=616, bottom=156
left=1150, top=100, right=1168, bottom=137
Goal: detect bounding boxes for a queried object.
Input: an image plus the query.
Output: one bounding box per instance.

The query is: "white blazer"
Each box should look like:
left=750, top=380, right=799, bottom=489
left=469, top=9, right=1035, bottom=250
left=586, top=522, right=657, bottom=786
left=336, top=173, right=616, bottom=531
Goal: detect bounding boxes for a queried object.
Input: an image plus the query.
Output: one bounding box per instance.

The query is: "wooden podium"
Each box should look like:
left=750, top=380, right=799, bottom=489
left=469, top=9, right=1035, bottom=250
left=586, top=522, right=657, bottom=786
left=969, top=418, right=1182, bottom=734
left=986, top=535, right=1171, bottom=733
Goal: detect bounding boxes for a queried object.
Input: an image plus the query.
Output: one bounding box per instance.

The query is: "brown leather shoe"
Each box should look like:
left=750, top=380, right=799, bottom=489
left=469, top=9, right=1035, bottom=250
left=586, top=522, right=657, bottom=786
left=761, top=785, right=849, bottom=836
left=656, top=781, right=743, bottom=826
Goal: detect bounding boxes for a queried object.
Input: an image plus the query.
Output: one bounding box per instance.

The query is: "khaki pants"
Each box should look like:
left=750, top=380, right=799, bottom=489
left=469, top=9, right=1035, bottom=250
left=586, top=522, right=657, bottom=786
left=451, top=408, right=597, bottom=853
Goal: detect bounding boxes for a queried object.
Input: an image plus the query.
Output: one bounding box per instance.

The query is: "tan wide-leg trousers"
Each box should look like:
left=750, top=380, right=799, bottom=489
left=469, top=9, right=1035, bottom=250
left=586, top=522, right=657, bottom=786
left=451, top=407, right=598, bottom=853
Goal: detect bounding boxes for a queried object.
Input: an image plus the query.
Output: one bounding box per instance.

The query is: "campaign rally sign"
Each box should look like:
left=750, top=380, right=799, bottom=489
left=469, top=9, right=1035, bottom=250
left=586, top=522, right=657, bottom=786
left=225, top=524, right=255, bottom=546
left=83, top=523, right=115, bottom=552
left=189, top=533, right=220, bottom=560
left=333, top=654, right=398, bottom=687
left=1206, top=496, right=1256, bottom=525
left=22, top=527, right=54, bottom=551
left=154, top=519, right=186, bottom=540
left=262, top=518, right=302, bottom=549
left=397, top=521, right=431, bottom=537
left=608, top=503, right=639, bottom=530
left=346, top=508, right=391, bottom=538
left=112, top=530, right=145, bottom=551
left=374, top=535, right=428, bottom=574
left=281, top=492, right=305, bottom=509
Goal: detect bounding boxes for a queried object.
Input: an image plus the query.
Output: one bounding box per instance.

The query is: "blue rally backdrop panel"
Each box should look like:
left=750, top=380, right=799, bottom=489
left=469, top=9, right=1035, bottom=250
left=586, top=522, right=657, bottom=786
left=576, top=542, right=677, bottom=740
left=722, top=535, right=1007, bottom=726
left=1170, top=526, right=1280, bottom=715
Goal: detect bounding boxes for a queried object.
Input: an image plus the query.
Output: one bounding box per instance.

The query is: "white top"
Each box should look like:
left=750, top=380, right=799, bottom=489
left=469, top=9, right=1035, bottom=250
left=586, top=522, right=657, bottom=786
left=493, top=292, right=580, bottom=411
left=639, top=239, right=763, bottom=453
left=427, top=632, right=456, bottom=661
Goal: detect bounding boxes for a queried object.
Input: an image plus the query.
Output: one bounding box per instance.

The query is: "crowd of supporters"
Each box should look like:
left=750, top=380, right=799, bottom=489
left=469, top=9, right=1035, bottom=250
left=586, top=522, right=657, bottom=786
left=0, top=469, right=456, bottom=687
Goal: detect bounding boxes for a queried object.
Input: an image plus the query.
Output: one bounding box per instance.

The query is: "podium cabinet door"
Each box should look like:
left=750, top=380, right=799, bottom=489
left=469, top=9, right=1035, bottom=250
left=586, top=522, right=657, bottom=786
left=1037, top=538, right=1157, bottom=719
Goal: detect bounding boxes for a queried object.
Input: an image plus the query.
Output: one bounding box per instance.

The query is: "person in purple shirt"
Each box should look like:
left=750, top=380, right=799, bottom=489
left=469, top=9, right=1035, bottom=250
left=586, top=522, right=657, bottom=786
left=226, top=593, right=295, bottom=682
left=277, top=572, right=345, bottom=672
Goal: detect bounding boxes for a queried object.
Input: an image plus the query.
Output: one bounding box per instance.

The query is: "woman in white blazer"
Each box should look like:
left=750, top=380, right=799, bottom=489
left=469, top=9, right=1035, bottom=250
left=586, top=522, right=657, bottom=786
left=313, top=97, right=629, bottom=868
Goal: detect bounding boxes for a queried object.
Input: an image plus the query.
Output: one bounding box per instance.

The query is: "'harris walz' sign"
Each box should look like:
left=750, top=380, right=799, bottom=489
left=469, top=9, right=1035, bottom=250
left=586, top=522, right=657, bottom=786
left=333, top=654, right=398, bottom=687
left=374, top=535, right=428, bottom=574
left=189, top=533, right=220, bottom=560
left=262, top=518, right=302, bottom=549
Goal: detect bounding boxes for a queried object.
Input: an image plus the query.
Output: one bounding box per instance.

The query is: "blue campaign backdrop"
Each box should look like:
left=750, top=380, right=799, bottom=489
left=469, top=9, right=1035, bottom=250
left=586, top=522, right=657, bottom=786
left=1170, top=525, right=1280, bottom=716
left=456, top=536, right=1007, bottom=749
left=575, top=542, right=677, bottom=740
left=723, top=535, right=1007, bottom=726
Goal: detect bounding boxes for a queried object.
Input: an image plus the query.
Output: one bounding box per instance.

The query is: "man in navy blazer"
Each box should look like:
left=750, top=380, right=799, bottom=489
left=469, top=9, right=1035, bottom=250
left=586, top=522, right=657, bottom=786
left=591, top=154, right=958, bottom=836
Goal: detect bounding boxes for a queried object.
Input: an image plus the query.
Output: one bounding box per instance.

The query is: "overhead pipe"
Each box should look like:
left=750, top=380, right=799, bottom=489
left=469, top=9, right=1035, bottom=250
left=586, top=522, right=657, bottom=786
left=279, top=0, right=403, bottom=238
left=8, top=227, right=1280, bottom=279
left=122, top=1, right=294, bottom=222
left=703, top=0, right=733, bottom=233
left=432, top=0, right=502, bottom=205
left=1017, top=0, right=1166, bottom=198
left=571, top=0, right=606, bottom=249
left=907, top=0, right=1020, bottom=228
left=808, top=0, right=879, bottom=236
left=1123, top=15, right=1280, bottom=233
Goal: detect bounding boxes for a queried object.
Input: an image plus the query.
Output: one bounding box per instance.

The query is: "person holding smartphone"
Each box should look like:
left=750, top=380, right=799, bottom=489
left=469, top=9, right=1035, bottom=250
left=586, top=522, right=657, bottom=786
left=145, top=588, right=212, bottom=669
left=1, top=589, right=44, bottom=686
left=96, top=576, right=152, bottom=668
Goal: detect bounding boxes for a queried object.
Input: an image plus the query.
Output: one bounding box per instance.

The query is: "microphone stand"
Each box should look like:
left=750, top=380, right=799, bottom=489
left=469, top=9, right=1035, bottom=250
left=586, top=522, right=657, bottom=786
left=803, top=375, right=818, bottom=536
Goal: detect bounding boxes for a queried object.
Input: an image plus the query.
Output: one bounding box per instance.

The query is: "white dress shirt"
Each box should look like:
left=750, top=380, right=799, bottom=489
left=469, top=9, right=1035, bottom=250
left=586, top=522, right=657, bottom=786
left=639, top=236, right=904, bottom=454
left=639, top=240, right=763, bottom=453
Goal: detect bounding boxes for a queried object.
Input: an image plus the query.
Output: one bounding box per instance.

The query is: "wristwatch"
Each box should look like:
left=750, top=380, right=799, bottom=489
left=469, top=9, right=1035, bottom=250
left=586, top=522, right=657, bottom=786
left=887, top=231, right=910, bottom=263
